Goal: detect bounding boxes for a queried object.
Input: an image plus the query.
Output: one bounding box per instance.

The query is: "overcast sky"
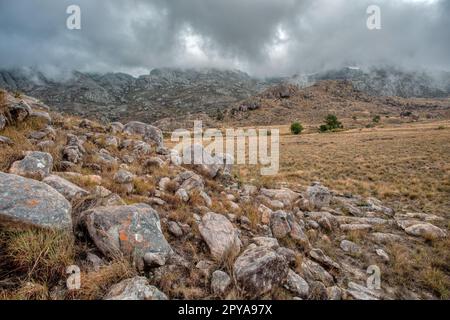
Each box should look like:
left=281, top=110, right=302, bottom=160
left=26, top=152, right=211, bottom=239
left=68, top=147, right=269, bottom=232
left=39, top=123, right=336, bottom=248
left=0, top=0, right=448, bottom=77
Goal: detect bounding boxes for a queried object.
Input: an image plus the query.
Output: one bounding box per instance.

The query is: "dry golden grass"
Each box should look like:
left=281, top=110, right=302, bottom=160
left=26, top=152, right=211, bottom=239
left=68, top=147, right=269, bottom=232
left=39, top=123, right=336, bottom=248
left=70, top=259, right=136, bottom=300
left=0, top=228, right=75, bottom=284
left=237, top=120, right=450, bottom=217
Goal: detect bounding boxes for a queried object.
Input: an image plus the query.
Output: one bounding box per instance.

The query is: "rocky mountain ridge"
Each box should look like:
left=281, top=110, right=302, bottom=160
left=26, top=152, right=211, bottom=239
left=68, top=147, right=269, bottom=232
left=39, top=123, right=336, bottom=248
left=1, top=67, right=449, bottom=127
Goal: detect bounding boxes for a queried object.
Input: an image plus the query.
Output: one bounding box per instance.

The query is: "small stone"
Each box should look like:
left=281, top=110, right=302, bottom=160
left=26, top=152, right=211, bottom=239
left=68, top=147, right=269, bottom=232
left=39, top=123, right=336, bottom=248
left=211, top=270, right=231, bottom=295
left=285, top=269, right=309, bottom=299
left=168, top=221, right=183, bottom=238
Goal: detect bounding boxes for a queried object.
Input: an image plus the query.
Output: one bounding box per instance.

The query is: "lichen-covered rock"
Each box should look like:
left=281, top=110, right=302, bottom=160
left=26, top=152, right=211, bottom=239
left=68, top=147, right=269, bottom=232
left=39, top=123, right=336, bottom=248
left=0, top=172, right=72, bottom=230
left=9, top=151, right=53, bottom=180
left=81, top=204, right=172, bottom=270
left=199, top=212, right=241, bottom=261
left=104, top=276, right=168, bottom=300
left=43, top=175, right=89, bottom=201
left=233, top=246, right=289, bottom=297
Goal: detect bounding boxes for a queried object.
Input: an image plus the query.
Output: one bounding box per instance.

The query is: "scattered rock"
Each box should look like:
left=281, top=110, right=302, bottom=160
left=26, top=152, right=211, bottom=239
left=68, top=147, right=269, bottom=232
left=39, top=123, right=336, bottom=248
left=301, top=258, right=334, bottom=286
left=375, top=249, right=390, bottom=262
left=306, top=182, right=332, bottom=209
left=168, top=221, right=183, bottom=238
left=234, top=246, right=289, bottom=297
left=211, top=270, right=231, bottom=295
left=199, top=212, right=241, bottom=261
left=9, top=151, right=53, bottom=180
left=43, top=175, right=89, bottom=202
left=104, top=277, right=168, bottom=300
left=340, top=240, right=361, bottom=254
left=404, top=223, right=446, bottom=240
left=123, top=121, right=163, bottom=147
left=284, top=269, right=309, bottom=299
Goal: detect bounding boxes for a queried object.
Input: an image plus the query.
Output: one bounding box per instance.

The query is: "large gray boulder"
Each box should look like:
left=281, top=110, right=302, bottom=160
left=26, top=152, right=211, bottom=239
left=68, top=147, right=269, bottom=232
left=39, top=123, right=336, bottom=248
left=233, top=246, right=289, bottom=297
left=0, top=173, right=72, bottom=230
left=9, top=151, right=53, bottom=180
left=81, top=204, right=172, bottom=270
left=123, top=121, right=163, bottom=147
left=199, top=212, right=241, bottom=261
left=104, top=276, right=168, bottom=300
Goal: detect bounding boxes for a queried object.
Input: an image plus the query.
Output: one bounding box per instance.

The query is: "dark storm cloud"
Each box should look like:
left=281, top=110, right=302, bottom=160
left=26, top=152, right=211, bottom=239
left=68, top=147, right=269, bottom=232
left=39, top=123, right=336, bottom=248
left=0, top=0, right=448, bottom=77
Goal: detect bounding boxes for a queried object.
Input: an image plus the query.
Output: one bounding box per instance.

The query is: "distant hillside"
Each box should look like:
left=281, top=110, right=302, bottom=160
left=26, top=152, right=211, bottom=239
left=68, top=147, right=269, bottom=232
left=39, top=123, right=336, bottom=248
left=222, top=80, right=450, bottom=129
left=1, top=67, right=449, bottom=129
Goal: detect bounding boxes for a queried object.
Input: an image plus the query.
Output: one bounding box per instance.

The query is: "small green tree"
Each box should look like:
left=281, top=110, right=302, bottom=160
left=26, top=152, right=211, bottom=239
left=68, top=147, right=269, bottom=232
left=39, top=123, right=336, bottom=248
left=372, top=115, right=381, bottom=123
left=290, top=122, right=303, bottom=135
left=319, top=114, right=343, bottom=132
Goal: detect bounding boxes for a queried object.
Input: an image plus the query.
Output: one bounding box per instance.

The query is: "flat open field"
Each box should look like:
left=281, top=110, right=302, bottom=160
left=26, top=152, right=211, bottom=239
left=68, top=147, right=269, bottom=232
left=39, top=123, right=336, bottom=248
left=237, top=120, right=450, bottom=218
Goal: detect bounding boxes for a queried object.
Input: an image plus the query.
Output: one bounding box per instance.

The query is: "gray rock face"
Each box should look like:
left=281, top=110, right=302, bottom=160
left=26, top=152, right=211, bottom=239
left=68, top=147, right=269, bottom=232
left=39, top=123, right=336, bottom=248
left=301, top=258, right=334, bottom=286
left=9, top=151, right=53, bottom=180
left=104, top=276, right=168, bottom=300
left=81, top=204, right=172, bottom=270
left=199, top=212, right=241, bottom=261
left=113, top=169, right=135, bottom=184
left=270, top=210, right=291, bottom=239
left=285, top=269, right=310, bottom=299
left=306, top=183, right=332, bottom=210
left=123, top=121, right=163, bottom=147
left=43, top=175, right=89, bottom=201
left=211, top=270, right=231, bottom=295
left=0, top=172, right=72, bottom=230
left=233, top=246, right=289, bottom=297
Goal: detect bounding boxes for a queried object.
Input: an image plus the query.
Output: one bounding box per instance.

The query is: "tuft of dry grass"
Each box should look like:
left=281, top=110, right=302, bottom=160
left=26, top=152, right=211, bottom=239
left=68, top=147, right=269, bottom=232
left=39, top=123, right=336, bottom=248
left=1, top=228, right=75, bottom=284
left=70, top=259, right=136, bottom=300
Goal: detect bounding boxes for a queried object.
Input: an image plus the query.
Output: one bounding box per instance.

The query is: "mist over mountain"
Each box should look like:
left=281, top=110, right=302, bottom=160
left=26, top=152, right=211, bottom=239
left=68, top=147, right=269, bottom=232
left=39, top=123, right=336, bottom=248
left=1, top=66, right=449, bottom=125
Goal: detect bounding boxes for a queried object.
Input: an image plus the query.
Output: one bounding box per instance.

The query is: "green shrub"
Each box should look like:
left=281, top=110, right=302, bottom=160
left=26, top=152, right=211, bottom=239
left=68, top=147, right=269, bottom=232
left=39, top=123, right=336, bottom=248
left=290, top=122, right=303, bottom=135
left=373, top=115, right=381, bottom=123
left=319, top=114, right=343, bottom=132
